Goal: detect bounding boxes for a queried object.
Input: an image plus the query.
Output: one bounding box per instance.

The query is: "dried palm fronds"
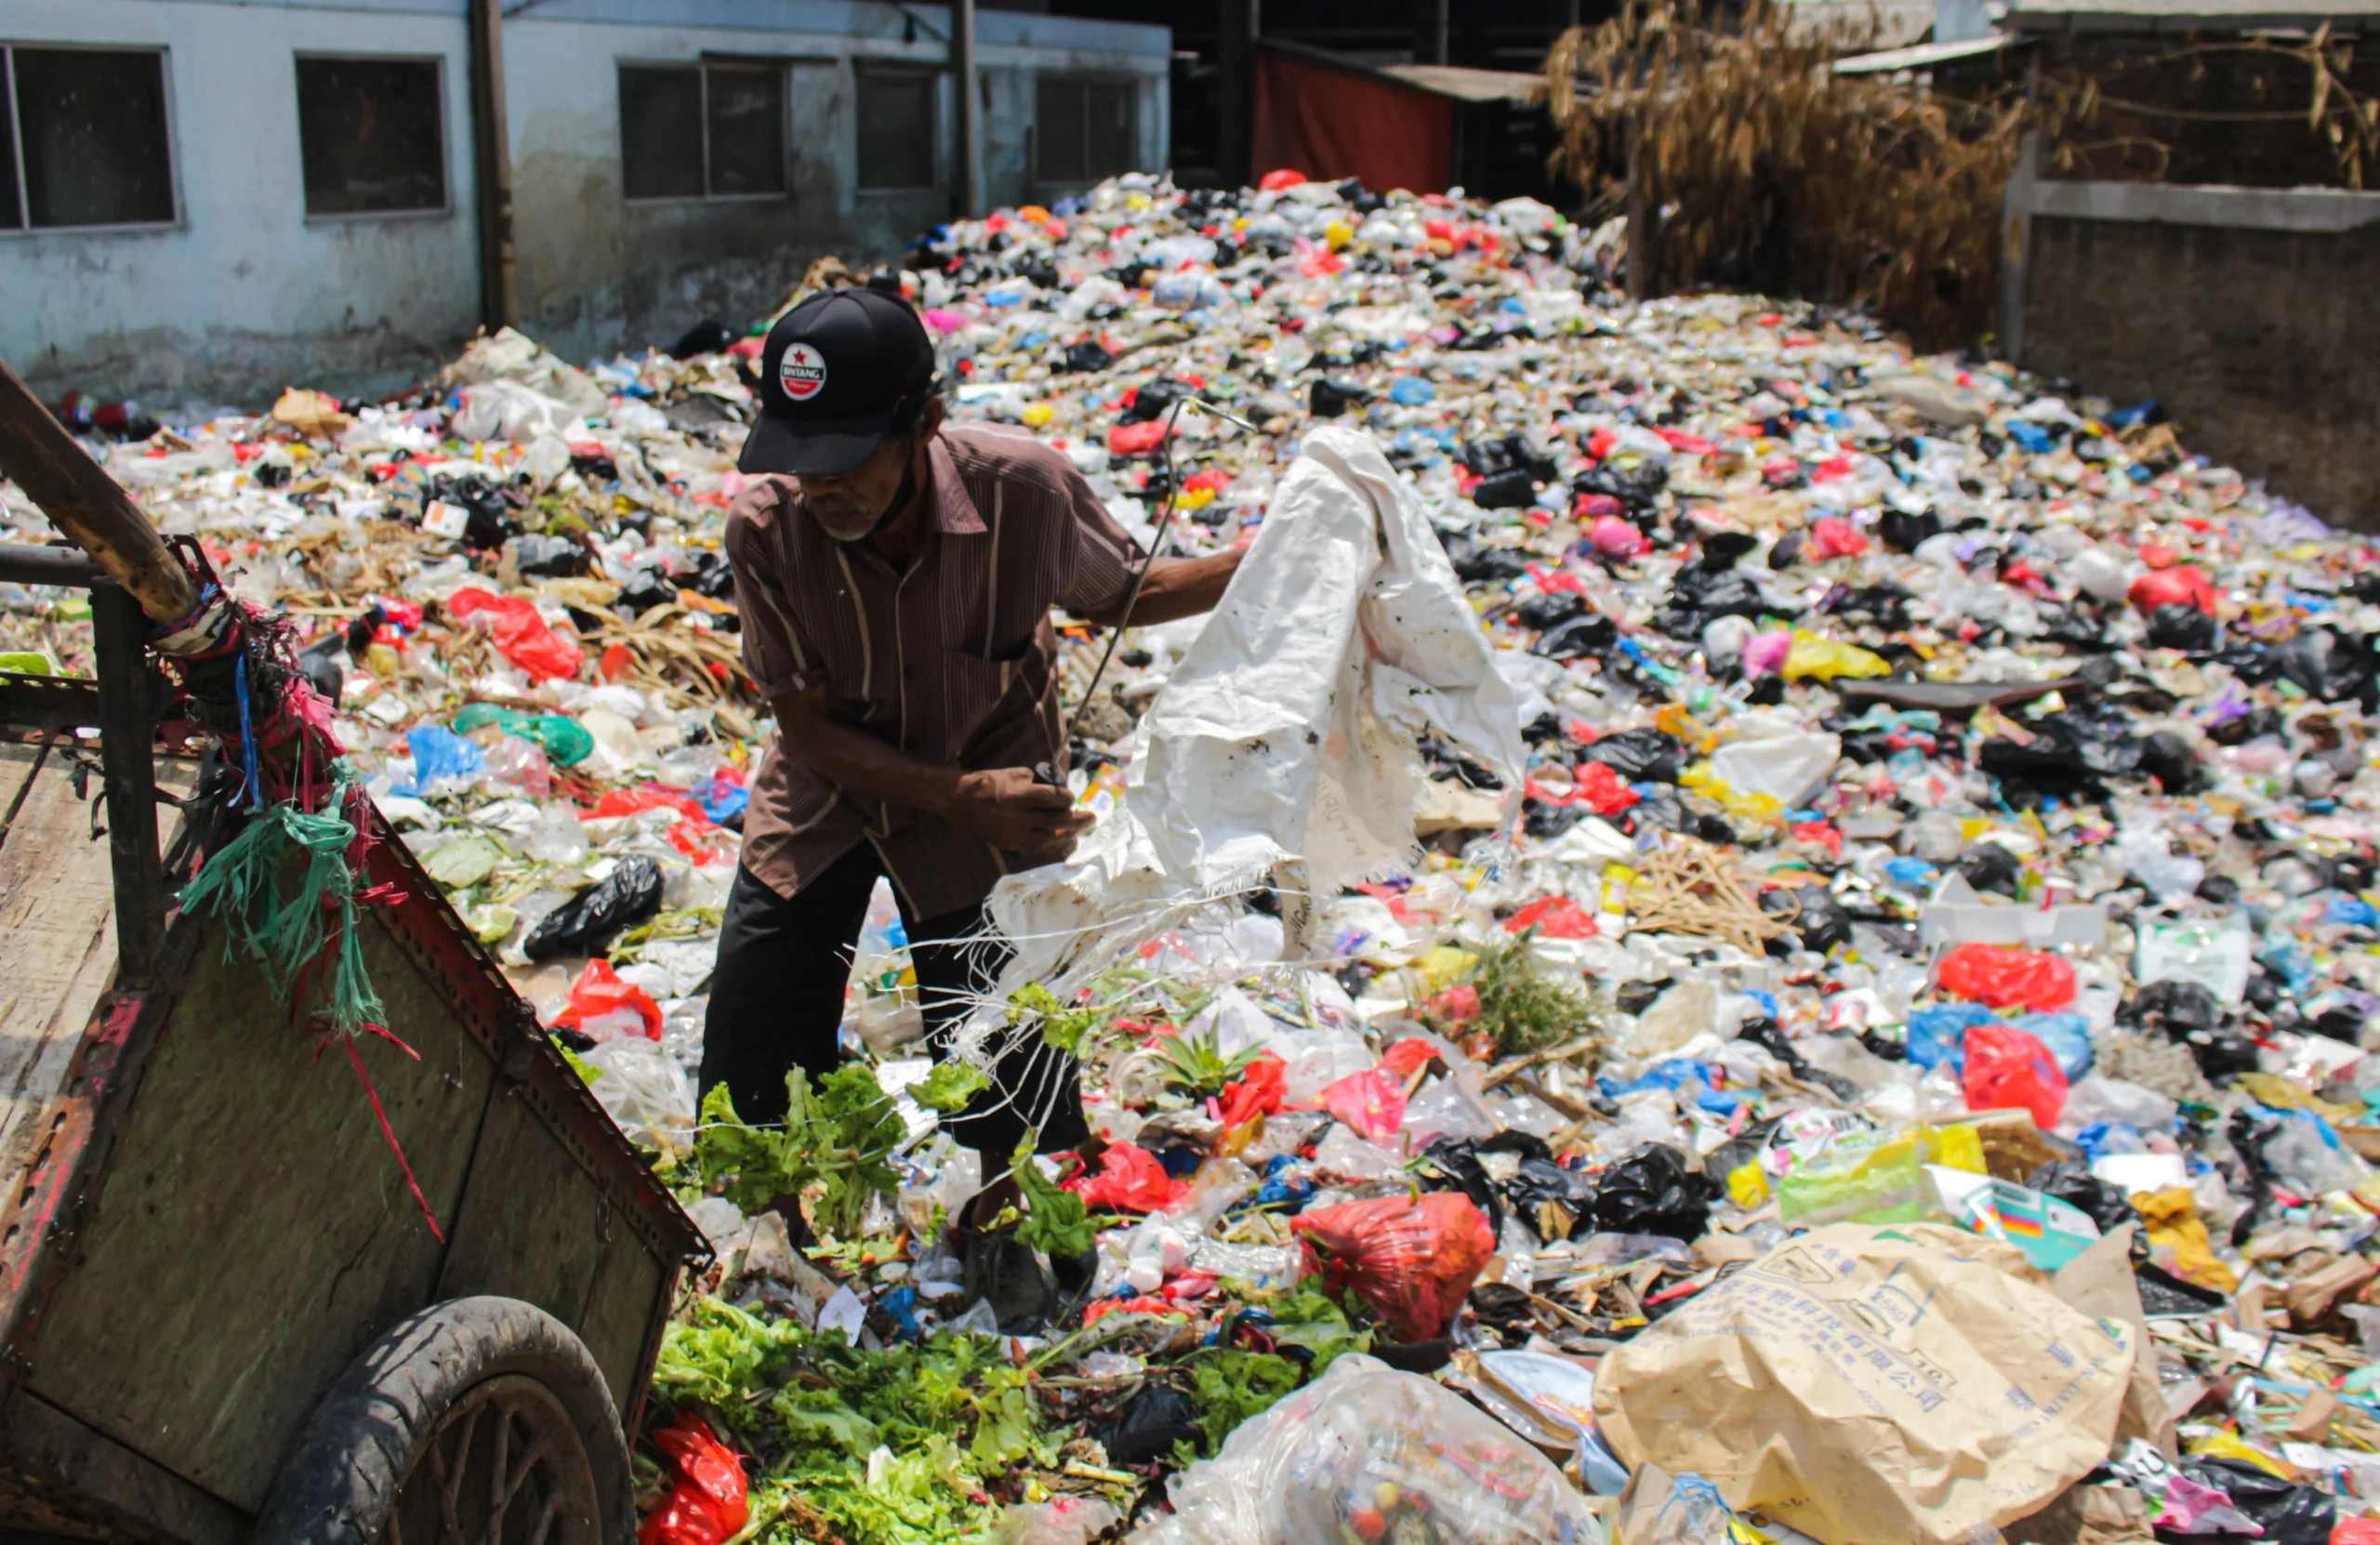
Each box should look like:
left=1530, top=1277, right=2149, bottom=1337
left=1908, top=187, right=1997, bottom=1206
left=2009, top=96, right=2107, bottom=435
left=1542, top=0, right=2025, bottom=347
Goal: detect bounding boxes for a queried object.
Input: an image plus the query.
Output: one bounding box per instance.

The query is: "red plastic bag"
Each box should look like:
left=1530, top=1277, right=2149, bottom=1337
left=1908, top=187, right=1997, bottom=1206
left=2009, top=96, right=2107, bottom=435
left=1962, top=1022, right=2069, bottom=1129
left=448, top=588, right=586, bottom=682
left=1571, top=760, right=1640, bottom=815
left=639, top=1414, right=748, bottom=1545
left=1382, top=1038, right=1439, bottom=1078
left=1064, top=1143, right=1189, bottom=1214
left=1107, top=419, right=1170, bottom=456
left=1216, top=1051, right=1287, bottom=1130
left=1937, top=943, right=2078, bottom=1011
left=1507, top=895, right=1601, bottom=939
left=2332, top=1520, right=2380, bottom=1544
left=552, top=959, right=662, bottom=1041
left=1258, top=167, right=1307, bottom=191
left=1319, top=1067, right=1408, bottom=1142
left=1294, top=1193, right=1495, bottom=1342
left=2127, top=564, right=2217, bottom=616
left=1807, top=516, right=1871, bottom=560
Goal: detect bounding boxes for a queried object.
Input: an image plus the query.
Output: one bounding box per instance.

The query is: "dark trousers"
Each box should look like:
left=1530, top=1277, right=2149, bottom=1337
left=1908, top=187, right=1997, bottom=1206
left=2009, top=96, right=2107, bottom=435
left=701, top=846, right=1088, bottom=1160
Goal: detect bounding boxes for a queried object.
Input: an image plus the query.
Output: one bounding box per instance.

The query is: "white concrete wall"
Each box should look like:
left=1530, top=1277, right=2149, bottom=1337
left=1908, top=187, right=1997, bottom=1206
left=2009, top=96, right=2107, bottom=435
left=0, top=0, right=1170, bottom=403
left=0, top=0, right=482, bottom=404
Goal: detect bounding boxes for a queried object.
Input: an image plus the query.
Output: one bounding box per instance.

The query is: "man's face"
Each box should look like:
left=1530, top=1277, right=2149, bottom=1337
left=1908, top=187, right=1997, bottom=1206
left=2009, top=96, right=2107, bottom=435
left=796, top=432, right=916, bottom=544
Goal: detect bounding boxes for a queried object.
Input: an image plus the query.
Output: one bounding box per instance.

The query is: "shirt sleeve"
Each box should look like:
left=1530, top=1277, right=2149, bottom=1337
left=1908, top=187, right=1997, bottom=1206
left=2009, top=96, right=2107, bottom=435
left=724, top=480, right=818, bottom=701
left=1051, top=457, right=1149, bottom=616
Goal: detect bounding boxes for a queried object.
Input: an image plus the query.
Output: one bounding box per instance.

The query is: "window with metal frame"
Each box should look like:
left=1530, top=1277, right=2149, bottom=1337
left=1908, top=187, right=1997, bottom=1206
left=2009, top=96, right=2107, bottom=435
left=0, top=44, right=177, bottom=230
left=855, top=67, right=937, bottom=191
left=1035, top=75, right=1135, bottom=189
left=296, top=55, right=447, bottom=218
left=618, top=60, right=786, bottom=202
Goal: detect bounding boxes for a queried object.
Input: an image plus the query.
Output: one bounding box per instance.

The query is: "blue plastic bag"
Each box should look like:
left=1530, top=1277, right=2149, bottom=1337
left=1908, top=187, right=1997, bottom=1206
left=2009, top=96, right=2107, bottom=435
left=393, top=724, right=485, bottom=797
left=1907, top=1003, right=1994, bottom=1071
left=2010, top=1010, right=2095, bottom=1080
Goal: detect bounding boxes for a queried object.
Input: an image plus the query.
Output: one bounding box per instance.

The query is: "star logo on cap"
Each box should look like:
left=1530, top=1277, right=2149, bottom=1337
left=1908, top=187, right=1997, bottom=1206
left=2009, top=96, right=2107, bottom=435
left=780, top=341, right=828, bottom=402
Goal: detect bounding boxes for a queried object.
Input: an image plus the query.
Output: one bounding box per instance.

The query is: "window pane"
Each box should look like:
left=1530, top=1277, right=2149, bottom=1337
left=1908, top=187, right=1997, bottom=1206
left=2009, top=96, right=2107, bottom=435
left=16, top=47, right=174, bottom=228
left=296, top=57, right=445, bottom=216
left=704, top=65, right=784, bottom=195
left=0, top=54, right=20, bottom=231
left=857, top=71, right=935, bottom=191
left=1087, top=82, right=1135, bottom=180
left=1036, top=76, right=1086, bottom=184
left=620, top=64, right=703, bottom=200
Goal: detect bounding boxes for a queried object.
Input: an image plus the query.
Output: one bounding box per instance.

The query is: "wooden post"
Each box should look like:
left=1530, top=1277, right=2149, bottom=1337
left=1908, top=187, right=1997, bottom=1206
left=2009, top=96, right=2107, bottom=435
left=468, top=0, right=518, bottom=331
left=1624, top=113, right=1657, bottom=300
left=0, top=360, right=196, bottom=626
left=954, top=0, right=982, bottom=219
left=1219, top=0, right=1257, bottom=188
left=2001, top=129, right=2040, bottom=363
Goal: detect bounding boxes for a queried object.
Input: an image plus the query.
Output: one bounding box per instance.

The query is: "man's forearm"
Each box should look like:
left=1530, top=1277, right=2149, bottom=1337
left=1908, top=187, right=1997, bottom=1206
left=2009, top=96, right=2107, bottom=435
left=771, top=692, right=962, bottom=817
left=1077, top=550, right=1244, bottom=628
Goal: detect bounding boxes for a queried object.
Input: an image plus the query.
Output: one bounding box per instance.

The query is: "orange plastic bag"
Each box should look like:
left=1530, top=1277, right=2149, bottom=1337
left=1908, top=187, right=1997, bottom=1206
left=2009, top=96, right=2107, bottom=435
left=1962, top=1022, right=2069, bottom=1129
left=1937, top=943, right=2078, bottom=1011
left=448, top=587, right=586, bottom=682
left=1216, top=1051, right=1287, bottom=1130
left=552, top=959, right=662, bottom=1041
left=1294, top=1193, right=1495, bottom=1342
left=639, top=1414, right=748, bottom=1545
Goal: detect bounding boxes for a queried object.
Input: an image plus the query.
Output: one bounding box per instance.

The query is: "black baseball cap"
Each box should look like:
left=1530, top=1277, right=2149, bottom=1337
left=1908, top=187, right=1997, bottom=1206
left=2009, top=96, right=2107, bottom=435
left=737, top=287, right=938, bottom=478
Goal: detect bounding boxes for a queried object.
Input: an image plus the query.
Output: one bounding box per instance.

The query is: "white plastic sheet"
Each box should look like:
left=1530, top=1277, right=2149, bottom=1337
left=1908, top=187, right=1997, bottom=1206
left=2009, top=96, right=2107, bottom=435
left=985, top=427, right=1523, bottom=996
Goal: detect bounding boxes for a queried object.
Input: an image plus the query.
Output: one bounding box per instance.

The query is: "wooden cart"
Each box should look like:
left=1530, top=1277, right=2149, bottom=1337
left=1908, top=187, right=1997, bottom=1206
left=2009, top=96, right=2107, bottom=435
left=0, top=548, right=701, bottom=1541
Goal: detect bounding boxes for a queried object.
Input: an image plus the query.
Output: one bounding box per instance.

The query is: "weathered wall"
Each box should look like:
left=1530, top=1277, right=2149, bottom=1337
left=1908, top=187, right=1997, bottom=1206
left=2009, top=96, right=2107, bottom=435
left=0, top=0, right=483, bottom=407
left=1, top=0, right=1170, bottom=406
left=2020, top=214, right=2380, bottom=532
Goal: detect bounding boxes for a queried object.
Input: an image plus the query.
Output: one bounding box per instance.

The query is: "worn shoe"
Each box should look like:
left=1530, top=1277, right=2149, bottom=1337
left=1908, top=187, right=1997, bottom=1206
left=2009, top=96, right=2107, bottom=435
left=955, top=1217, right=1057, bottom=1333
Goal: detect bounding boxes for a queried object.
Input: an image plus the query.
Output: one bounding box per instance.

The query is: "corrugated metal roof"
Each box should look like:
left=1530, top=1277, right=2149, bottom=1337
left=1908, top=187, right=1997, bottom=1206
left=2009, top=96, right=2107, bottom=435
left=2005, top=0, right=2380, bottom=29
left=1376, top=63, right=1544, bottom=102
left=1833, top=34, right=2016, bottom=71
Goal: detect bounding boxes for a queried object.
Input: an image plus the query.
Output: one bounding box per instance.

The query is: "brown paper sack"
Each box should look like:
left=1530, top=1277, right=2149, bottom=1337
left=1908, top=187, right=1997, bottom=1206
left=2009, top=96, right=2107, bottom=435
left=1593, top=1224, right=2134, bottom=1545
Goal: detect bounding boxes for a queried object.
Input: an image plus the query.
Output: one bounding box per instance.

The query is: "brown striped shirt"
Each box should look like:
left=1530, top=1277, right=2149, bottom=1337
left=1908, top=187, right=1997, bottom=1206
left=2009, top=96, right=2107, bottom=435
left=726, top=425, right=1145, bottom=917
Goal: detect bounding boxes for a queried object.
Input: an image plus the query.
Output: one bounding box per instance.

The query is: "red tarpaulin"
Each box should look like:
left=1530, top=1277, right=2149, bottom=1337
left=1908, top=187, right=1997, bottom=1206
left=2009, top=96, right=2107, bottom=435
left=1251, top=51, right=1454, bottom=195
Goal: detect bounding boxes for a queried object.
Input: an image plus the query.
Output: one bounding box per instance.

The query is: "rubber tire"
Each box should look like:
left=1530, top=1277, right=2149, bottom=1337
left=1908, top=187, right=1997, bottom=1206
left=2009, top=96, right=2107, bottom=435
left=253, top=1296, right=634, bottom=1545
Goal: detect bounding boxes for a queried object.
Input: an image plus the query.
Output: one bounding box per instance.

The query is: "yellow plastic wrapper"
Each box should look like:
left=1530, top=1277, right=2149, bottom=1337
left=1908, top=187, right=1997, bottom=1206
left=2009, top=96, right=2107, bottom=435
left=1728, top=1159, right=1771, bottom=1208
left=1416, top=945, right=1476, bottom=990
left=2134, top=1186, right=2241, bottom=1291
left=1022, top=402, right=1055, bottom=429
left=2188, top=1430, right=2295, bottom=1479
left=1783, top=633, right=1891, bottom=681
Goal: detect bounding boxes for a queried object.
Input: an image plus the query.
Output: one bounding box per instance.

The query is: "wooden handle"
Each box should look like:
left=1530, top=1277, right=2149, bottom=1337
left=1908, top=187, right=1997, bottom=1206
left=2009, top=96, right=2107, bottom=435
left=0, top=358, right=198, bottom=626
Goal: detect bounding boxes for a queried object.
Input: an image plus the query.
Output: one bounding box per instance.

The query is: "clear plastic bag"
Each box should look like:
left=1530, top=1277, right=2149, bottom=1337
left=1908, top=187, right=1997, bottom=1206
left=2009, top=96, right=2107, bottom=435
left=1131, top=1354, right=1605, bottom=1545
left=585, top=1037, right=696, bottom=1156
left=992, top=1499, right=1121, bottom=1545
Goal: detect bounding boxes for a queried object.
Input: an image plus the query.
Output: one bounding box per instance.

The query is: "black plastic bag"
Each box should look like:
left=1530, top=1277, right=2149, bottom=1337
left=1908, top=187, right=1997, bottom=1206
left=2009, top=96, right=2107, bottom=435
left=515, top=534, right=589, bottom=578
left=1120, top=376, right=1197, bottom=426
left=1668, top=564, right=1769, bottom=621
left=525, top=856, right=664, bottom=961
left=1957, top=841, right=2024, bottom=898
left=2145, top=601, right=2219, bottom=653
left=2264, top=627, right=2376, bottom=705
left=1878, top=508, right=1941, bottom=553
left=1587, top=1143, right=1716, bottom=1241
left=1100, top=1382, right=1200, bottom=1465
left=1758, top=885, right=1851, bottom=953
left=2026, top=1160, right=2137, bottom=1238
left=2126, top=979, right=2258, bottom=1081
left=1736, top=1016, right=1858, bottom=1100
left=1062, top=339, right=1114, bottom=374
left=1445, top=537, right=1533, bottom=584
left=1577, top=728, right=1686, bottom=783
left=2135, top=730, right=2204, bottom=793
left=1468, top=469, right=1540, bottom=509
left=1514, top=590, right=1586, bottom=630
left=2184, top=1458, right=2334, bottom=1545
left=1532, top=612, right=1616, bottom=661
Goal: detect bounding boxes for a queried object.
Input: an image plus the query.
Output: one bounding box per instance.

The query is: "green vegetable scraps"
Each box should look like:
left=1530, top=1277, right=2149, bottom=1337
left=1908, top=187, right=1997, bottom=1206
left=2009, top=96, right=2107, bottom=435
left=654, top=1300, right=1078, bottom=1545
left=695, top=1065, right=902, bottom=1240
left=1008, top=982, right=1104, bottom=1055
left=1009, top=1133, right=1095, bottom=1261
left=909, top=1061, right=989, bottom=1114
left=1450, top=927, right=1603, bottom=1060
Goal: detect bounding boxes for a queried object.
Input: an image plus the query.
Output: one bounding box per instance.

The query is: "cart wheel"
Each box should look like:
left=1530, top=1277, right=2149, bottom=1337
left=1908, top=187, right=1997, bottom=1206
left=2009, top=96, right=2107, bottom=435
left=255, top=1296, right=634, bottom=1545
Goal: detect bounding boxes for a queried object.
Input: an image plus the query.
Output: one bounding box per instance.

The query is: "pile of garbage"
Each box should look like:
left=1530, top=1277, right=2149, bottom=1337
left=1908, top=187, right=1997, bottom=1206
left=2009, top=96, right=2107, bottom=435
left=16, top=167, right=2380, bottom=1545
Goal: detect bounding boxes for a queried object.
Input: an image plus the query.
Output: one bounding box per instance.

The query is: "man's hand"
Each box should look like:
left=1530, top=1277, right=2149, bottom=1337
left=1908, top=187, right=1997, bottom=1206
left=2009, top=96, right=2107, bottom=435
left=948, top=767, right=1093, bottom=862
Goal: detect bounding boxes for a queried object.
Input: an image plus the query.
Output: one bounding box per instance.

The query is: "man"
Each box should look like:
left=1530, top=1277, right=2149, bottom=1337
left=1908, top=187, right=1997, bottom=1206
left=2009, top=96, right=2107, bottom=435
left=705, top=286, right=1241, bottom=1313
